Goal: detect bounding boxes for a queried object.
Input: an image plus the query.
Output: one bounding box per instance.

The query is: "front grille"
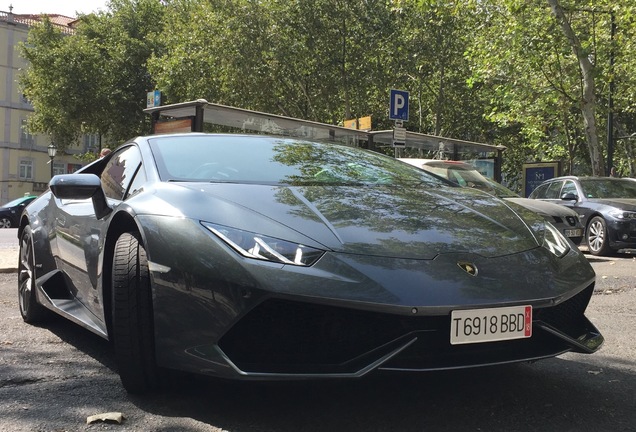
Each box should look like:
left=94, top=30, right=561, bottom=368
left=534, top=284, right=594, bottom=337
left=218, top=284, right=595, bottom=374
left=553, top=215, right=578, bottom=227
left=218, top=300, right=445, bottom=374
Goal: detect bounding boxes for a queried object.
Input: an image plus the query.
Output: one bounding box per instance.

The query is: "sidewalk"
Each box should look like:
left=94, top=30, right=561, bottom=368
left=0, top=248, right=18, bottom=273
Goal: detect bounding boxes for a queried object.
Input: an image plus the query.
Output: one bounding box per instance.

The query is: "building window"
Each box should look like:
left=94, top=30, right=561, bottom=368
left=83, top=133, right=100, bottom=151
left=67, top=163, right=82, bottom=173
left=19, top=160, right=33, bottom=180
left=20, top=119, right=35, bottom=147
left=53, top=162, right=66, bottom=176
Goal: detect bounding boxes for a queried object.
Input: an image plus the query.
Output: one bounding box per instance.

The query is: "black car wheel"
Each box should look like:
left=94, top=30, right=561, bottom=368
left=586, top=216, right=611, bottom=256
left=18, top=226, right=48, bottom=322
left=112, top=232, right=158, bottom=393
left=0, top=217, right=12, bottom=228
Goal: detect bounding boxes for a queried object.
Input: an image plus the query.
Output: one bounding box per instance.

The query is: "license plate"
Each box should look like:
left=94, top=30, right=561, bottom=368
left=564, top=228, right=582, bottom=237
left=450, top=305, right=532, bottom=345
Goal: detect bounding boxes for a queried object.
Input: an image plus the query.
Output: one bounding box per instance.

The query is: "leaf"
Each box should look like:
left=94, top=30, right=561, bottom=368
left=86, top=412, right=124, bottom=424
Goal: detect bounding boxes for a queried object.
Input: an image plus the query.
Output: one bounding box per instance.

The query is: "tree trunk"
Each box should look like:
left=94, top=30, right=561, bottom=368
left=547, top=0, right=605, bottom=176
left=626, top=141, right=635, bottom=177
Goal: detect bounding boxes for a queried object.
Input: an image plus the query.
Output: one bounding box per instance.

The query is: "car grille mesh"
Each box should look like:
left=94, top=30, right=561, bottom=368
left=534, top=284, right=594, bottom=337
left=552, top=215, right=578, bottom=227
left=218, top=300, right=445, bottom=374
left=218, top=284, right=595, bottom=374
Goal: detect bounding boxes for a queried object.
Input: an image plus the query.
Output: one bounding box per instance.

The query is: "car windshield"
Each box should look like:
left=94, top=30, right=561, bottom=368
left=149, top=135, right=447, bottom=188
left=482, top=177, right=519, bottom=198
left=424, top=164, right=517, bottom=198
left=2, top=196, right=33, bottom=208
left=579, top=178, right=636, bottom=199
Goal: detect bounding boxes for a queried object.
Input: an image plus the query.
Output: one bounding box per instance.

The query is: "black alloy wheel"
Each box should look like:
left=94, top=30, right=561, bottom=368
left=586, top=216, right=611, bottom=256
left=111, top=232, right=158, bottom=393
left=18, top=226, right=48, bottom=322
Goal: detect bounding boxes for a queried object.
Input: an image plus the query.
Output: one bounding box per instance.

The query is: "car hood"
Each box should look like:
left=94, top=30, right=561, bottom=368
left=505, top=197, right=577, bottom=217
left=589, top=198, right=636, bottom=211
left=148, top=183, right=541, bottom=259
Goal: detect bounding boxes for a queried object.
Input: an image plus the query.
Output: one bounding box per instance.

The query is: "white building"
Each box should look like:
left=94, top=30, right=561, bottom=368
left=0, top=7, right=95, bottom=203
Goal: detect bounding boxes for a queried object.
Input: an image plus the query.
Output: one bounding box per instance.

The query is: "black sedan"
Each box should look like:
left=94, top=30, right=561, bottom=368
left=529, top=176, right=636, bottom=256
left=0, top=195, right=36, bottom=228
left=18, top=134, right=603, bottom=393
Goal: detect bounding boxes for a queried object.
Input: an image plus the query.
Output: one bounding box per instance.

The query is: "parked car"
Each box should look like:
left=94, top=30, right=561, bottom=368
left=398, top=159, right=584, bottom=245
left=18, top=134, right=602, bottom=393
left=0, top=195, right=37, bottom=228
left=528, top=176, right=636, bottom=256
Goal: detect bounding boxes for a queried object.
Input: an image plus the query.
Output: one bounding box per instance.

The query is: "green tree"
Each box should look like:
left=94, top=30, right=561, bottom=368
left=19, top=18, right=103, bottom=146
left=393, top=1, right=494, bottom=140
left=546, top=0, right=603, bottom=176
left=19, top=0, right=166, bottom=150
left=465, top=0, right=636, bottom=180
left=19, top=0, right=636, bottom=179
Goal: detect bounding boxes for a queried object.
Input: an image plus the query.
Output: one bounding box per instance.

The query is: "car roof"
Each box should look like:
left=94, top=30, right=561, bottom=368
left=398, top=159, right=475, bottom=170
left=545, top=176, right=634, bottom=182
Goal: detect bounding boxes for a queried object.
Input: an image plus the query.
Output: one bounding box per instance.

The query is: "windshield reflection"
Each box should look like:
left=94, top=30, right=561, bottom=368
left=150, top=135, right=446, bottom=188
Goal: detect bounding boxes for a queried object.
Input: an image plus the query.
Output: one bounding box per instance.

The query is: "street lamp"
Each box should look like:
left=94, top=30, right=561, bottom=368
left=47, top=143, right=57, bottom=179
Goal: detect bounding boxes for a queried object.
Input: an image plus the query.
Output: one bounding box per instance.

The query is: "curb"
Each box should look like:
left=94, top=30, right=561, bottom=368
left=0, top=267, right=17, bottom=273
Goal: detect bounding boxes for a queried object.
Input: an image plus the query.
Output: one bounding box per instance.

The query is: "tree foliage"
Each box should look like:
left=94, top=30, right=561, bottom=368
left=19, top=0, right=166, bottom=149
left=19, top=0, right=636, bottom=180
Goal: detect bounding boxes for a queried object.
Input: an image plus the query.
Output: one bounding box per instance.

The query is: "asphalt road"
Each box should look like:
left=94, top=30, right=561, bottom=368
left=0, top=230, right=635, bottom=432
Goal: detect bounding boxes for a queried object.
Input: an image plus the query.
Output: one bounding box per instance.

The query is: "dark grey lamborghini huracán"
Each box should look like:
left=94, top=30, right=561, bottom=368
left=18, top=133, right=603, bottom=393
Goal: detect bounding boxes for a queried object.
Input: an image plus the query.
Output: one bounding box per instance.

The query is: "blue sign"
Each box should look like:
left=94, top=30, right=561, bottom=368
left=522, top=162, right=560, bottom=197
left=389, top=89, right=409, bottom=121
left=147, top=90, right=161, bottom=108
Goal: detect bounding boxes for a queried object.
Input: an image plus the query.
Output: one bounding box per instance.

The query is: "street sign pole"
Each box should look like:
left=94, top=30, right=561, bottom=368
left=390, top=90, right=409, bottom=152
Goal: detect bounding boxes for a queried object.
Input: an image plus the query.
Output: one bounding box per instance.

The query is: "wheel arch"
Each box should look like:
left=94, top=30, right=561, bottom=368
left=18, top=214, right=30, bottom=240
left=584, top=211, right=605, bottom=232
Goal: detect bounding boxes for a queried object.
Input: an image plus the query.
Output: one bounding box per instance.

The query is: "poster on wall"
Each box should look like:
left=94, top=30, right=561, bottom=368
left=154, top=118, right=193, bottom=134
left=522, top=162, right=561, bottom=197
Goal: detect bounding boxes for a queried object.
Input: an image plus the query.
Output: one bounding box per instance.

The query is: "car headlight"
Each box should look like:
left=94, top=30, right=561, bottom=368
left=202, top=222, right=324, bottom=266
left=608, top=210, right=636, bottom=220
left=542, top=222, right=570, bottom=258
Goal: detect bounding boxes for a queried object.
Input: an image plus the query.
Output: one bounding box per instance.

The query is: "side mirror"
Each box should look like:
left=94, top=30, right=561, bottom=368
left=49, top=174, right=112, bottom=219
left=561, top=192, right=578, bottom=201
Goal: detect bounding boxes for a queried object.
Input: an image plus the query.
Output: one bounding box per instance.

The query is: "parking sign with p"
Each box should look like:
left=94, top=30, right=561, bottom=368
left=389, top=89, right=409, bottom=121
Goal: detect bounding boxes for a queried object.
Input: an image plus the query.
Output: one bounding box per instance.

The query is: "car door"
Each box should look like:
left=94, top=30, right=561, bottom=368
left=560, top=179, right=597, bottom=227
left=52, top=145, right=144, bottom=322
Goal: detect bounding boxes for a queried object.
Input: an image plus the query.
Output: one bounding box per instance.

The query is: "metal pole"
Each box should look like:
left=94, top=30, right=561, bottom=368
left=607, top=11, right=616, bottom=176
left=50, top=156, right=54, bottom=179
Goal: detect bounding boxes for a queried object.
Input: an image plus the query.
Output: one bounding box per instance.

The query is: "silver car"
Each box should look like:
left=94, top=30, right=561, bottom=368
left=399, top=159, right=584, bottom=245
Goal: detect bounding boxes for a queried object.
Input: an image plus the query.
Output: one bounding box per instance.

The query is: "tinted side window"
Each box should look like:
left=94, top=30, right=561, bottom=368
left=126, top=165, right=146, bottom=199
left=530, top=183, right=549, bottom=199
left=101, top=146, right=142, bottom=201
left=543, top=181, right=564, bottom=199
left=561, top=180, right=578, bottom=198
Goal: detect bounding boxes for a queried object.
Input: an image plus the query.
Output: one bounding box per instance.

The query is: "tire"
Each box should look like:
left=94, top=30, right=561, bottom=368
left=586, top=216, right=612, bottom=256
left=111, top=232, right=158, bottom=393
left=0, top=217, right=11, bottom=228
left=18, top=226, right=48, bottom=323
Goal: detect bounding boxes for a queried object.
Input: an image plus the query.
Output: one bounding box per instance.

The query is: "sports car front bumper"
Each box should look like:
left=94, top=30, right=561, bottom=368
left=142, top=215, right=602, bottom=379
left=212, top=284, right=601, bottom=378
